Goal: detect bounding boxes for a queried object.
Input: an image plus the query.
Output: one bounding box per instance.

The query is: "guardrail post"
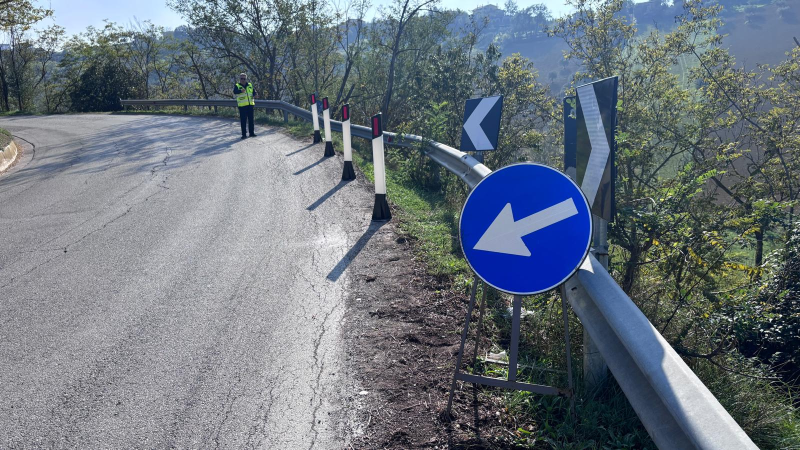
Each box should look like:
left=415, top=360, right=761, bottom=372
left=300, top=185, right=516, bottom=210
left=310, top=94, right=322, bottom=143
left=341, top=104, right=356, bottom=181
left=584, top=216, right=609, bottom=391
left=322, top=97, right=335, bottom=157
left=370, top=113, right=391, bottom=221
left=283, top=109, right=289, bottom=123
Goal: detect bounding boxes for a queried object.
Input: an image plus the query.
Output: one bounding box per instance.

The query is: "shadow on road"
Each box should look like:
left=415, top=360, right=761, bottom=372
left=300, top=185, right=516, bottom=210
left=285, top=143, right=315, bottom=156
left=293, top=156, right=329, bottom=176
left=307, top=180, right=351, bottom=211
left=326, top=221, right=386, bottom=282
left=0, top=115, right=271, bottom=191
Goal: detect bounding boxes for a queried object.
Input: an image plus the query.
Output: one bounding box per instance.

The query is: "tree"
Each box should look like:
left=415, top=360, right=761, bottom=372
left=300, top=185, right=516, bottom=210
left=374, top=0, right=444, bottom=126
left=68, top=55, right=139, bottom=112
left=169, top=0, right=297, bottom=99
left=57, top=23, right=144, bottom=112
left=0, top=0, right=53, bottom=111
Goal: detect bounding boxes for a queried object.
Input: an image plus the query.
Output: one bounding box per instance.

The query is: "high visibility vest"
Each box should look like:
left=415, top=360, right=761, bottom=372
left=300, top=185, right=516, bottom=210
left=235, top=83, right=255, bottom=107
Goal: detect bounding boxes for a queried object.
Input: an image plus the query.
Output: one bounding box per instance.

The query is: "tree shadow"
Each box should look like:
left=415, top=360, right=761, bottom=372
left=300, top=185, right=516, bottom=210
left=0, top=115, right=289, bottom=192
left=0, top=116, right=222, bottom=184
left=326, top=221, right=386, bottom=282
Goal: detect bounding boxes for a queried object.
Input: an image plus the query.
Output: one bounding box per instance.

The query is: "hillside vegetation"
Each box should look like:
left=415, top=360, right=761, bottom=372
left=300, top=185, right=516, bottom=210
left=1, top=0, right=798, bottom=446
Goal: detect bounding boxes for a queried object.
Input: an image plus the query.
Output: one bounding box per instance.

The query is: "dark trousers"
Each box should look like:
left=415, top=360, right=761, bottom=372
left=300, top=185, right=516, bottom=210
left=238, top=105, right=254, bottom=136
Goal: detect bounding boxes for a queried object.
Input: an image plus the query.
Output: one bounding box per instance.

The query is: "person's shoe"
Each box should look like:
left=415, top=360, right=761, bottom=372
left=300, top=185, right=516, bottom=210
left=249, top=133, right=257, bottom=137
left=241, top=135, right=247, bottom=140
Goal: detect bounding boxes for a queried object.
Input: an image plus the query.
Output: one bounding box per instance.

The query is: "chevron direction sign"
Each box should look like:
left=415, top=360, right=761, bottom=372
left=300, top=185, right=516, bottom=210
left=565, top=77, right=618, bottom=222
left=460, top=95, right=503, bottom=152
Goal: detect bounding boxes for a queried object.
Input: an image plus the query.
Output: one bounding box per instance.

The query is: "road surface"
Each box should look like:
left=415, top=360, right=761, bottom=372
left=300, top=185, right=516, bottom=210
left=0, top=114, right=371, bottom=448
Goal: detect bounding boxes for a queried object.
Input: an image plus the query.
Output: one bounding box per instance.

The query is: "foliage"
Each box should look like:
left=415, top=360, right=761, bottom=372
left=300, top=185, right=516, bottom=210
left=736, top=221, right=800, bottom=384
left=68, top=56, right=140, bottom=112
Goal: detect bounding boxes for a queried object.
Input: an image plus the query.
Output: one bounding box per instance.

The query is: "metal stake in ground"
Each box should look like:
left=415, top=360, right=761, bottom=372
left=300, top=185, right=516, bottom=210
left=341, top=104, right=356, bottom=181
left=447, top=276, right=481, bottom=418
left=310, top=93, right=321, bottom=144
left=370, top=113, right=391, bottom=221
left=322, top=97, right=335, bottom=157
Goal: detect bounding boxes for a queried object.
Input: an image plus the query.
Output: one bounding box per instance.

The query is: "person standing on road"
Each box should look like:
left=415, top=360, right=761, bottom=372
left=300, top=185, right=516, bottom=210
left=234, top=73, right=257, bottom=139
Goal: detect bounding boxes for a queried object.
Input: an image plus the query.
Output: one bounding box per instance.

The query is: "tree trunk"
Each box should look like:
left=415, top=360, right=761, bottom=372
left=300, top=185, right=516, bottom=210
left=754, top=219, right=767, bottom=280
left=382, top=46, right=400, bottom=126
left=622, top=244, right=639, bottom=294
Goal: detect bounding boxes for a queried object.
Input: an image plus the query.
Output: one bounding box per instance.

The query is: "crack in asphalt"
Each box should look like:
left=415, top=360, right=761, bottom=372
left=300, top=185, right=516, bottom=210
left=1, top=145, right=174, bottom=289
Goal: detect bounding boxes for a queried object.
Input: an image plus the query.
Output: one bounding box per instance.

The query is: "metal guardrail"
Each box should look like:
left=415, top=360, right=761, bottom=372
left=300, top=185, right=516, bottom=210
left=120, top=98, right=756, bottom=449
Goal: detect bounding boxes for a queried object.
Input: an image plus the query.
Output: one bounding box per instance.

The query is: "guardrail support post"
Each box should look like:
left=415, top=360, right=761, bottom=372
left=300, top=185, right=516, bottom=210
left=341, top=104, right=356, bottom=180
left=310, top=94, right=322, bottom=143
left=371, top=113, right=391, bottom=221
left=584, top=215, right=609, bottom=391
left=283, top=110, right=289, bottom=123
left=322, top=97, right=335, bottom=157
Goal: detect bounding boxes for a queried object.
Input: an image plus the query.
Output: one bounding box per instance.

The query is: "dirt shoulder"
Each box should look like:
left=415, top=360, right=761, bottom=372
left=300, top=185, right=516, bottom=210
left=344, top=220, right=515, bottom=449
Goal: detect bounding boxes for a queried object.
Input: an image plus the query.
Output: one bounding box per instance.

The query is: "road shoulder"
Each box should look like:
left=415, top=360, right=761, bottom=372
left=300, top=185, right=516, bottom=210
left=344, top=222, right=508, bottom=448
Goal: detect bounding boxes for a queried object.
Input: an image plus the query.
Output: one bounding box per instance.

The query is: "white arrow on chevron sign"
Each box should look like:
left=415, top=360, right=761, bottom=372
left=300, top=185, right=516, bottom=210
left=463, top=96, right=501, bottom=150
left=473, top=198, right=579, bottom=257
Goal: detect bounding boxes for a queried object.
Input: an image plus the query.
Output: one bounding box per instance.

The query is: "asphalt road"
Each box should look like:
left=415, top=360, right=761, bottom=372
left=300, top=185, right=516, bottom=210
left=0, top=114, right=373, bottom=448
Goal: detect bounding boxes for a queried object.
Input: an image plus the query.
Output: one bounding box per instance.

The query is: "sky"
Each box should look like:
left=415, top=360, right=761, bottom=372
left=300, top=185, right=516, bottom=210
left=37, top=0, right=576, bottom=38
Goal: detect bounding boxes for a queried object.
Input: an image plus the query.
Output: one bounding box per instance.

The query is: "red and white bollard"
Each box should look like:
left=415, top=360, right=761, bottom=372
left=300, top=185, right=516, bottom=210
left=322, top=97, right=335, bottom=157
left=310, top=93, right=321, bottom=143
left=371, top=113, right=391, bottom=221
left=341, top=104, right=356, bottom=181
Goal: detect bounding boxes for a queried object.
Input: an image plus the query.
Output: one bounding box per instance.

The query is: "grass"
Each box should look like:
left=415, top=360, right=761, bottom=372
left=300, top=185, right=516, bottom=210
left=350, top=146, right=469, bottom=278
left=0, top=127, right=12, bottom=149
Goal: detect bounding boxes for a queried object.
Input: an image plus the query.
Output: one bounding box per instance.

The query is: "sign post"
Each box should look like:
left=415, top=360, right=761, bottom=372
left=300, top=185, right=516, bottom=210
left=453, top=96, right=503, bottom=387
left=310, top=93, right=321, bottom=144
left=566, top=76, right=618, bottom=390
left=341, top=104, right=355, bottom=181
left=370, top=113, right=391, bottom=221
left=322, top=97, right=335, bottom=157
left=447, top=163, right=592, bottom=417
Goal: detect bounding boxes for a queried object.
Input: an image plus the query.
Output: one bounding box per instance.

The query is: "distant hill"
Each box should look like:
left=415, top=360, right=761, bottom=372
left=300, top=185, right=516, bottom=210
left=460, top=0, right=800, bottom=93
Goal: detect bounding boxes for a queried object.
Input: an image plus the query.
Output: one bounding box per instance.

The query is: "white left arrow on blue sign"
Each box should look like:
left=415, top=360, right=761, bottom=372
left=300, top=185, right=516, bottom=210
left=463, top=96, right=501, bottom=150
left=473, top=198, right=578, bottom=257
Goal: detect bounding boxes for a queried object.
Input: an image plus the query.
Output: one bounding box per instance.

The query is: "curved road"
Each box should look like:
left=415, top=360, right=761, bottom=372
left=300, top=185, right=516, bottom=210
left=0, top=114, right=372, bottom=447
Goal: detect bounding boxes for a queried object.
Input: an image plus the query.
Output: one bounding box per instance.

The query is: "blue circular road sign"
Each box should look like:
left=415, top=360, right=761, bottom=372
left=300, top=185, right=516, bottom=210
left=459, top=163, right=593, bottom=295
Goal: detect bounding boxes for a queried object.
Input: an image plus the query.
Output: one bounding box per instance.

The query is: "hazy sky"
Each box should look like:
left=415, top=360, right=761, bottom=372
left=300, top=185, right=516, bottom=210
left=38, top=0, right=576, bottom=38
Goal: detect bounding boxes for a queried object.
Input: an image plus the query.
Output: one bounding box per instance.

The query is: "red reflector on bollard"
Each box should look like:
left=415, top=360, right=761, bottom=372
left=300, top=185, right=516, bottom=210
left=342, top=104, right=349, bottom=121
left=372, top=115, right=382, bottom=138
left=322, top=97, right=329, bottom=110
left=310, top=93, right=316, bottom=104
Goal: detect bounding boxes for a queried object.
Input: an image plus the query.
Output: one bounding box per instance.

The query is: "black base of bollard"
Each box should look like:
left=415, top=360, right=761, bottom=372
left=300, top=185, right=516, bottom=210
left=324, top=141, right=335, bottom=157
left=313, top=130, right=322, bottom=143
left=372, top=194, right=392, bottom=221
left=341, top=160, right=356, bottom=181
